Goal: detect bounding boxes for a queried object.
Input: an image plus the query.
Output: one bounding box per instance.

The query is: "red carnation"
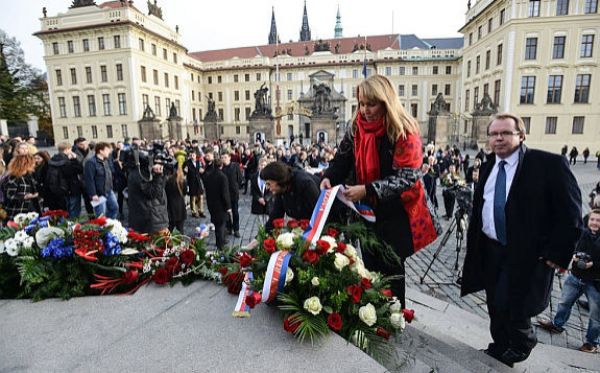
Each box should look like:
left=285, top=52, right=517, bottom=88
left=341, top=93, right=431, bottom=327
left=217, top=267, right=228, bottom=276
left=165, top=257, right=179, bottom=273
left=326, top=227, right=339, bottom=238
left=246, top=292, right=262, bottom=309
left=287, top=219, right=299, bottom=229
left=380, top=289, right=393, bottom=298
left=88, top=216, right=107, bottom=226
left=327, top=312, right=343, bottom=331
left=315, top=240, right=330, bottom=255
left=273, top=218, right=285, bottom=229
left=239, top=253, right=253, bottom=268
left=299, top=219, right=310, bottom=230
left=283, top=316, right=301, bottom=334
left=346, top=284, right=363, bottom=304
left=223, top=271, right=244, bottom=294
left=180, top=250, right=196, bottom=266
left=153, top=268, right=170, bottom=285
left=123, top=270, right=139, bottom=284
left=402, top=309, right=415, bottom=323
left=361, top=278, right=372, bottom=290
left=302, top=250, right=320, bottom=265
left=263, top=238, right=277, bottom=254
left=336, top=241, right=347, bottom=253
left=376, top=327, right=391, bottom=340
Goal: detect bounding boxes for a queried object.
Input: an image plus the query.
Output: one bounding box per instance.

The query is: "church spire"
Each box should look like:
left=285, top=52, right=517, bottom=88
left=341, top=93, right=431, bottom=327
left=334, top=5, right=343, bottom=38
left=299, top=0, right=311, bottom=42
left=268, top=7, right=279, bottom=45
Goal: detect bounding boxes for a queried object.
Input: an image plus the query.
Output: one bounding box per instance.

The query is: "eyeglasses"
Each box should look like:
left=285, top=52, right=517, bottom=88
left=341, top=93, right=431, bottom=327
left=487, top=131, right=520, bottom=139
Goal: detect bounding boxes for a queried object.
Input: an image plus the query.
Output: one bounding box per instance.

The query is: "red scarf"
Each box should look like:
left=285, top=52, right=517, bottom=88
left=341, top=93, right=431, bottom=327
left=354, top=113, right=386, bottom=185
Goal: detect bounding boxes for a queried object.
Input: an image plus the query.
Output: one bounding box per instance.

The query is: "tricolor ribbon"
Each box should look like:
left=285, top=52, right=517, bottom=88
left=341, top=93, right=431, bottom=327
left=232, top=271, right=254, bottom=318
left=261, top=250, right=292, bottom=304
left=302, top=185, right=376, bottom=245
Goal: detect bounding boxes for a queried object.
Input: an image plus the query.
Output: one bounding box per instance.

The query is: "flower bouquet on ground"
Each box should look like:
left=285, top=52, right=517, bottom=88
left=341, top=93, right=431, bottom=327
left=237, top=218, right=414, bottom=363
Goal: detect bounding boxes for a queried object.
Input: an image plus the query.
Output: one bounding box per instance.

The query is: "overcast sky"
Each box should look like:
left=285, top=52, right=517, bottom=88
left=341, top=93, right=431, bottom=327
left=1, top=0, right=467, bottom=71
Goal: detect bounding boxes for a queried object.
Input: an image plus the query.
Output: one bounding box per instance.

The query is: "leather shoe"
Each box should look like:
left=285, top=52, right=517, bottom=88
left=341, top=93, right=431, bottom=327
left=234, top=231, right=241, bottom=238
left=501, top=348, right=529, bottom=365
left=480, top=348, right=513, bottom=368
left=537, top=319, right=564, bottom=333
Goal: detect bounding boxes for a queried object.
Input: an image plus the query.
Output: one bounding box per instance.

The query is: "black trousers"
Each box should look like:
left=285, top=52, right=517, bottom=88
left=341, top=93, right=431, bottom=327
left=169, top=220, right=185, bottom=234
left=226, top=199, right=240, bottom=232
left=442, top=189, right=455, bottom=217
left=483, top=237, right=537, bottom=356
left=214, top=220, right=226, bottom=250
left=362, top=249, right=406, bottom=309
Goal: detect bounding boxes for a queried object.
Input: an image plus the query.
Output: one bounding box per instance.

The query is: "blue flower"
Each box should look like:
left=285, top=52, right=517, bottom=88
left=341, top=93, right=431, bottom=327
left=41, top=238, right=74, bottom=259
left=103, top=232, right=122, bottom=256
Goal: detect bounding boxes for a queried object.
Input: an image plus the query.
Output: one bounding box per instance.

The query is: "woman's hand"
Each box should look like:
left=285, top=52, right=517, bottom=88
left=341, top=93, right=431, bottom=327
left=258, top=197, right=266, bottom=205
left=320, top=178, right=332, bottom=190
left=344, top=185, right=366, bottom=202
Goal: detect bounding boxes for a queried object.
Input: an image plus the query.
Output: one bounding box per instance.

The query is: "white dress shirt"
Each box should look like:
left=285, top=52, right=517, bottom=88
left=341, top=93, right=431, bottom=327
left=482, top=150, right=520, bottom=241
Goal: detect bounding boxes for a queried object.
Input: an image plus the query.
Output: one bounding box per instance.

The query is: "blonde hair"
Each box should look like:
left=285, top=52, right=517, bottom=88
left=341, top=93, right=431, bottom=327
left=352, top=74, right=420, bottom=142
left=7, top=154, right=35, bottom=178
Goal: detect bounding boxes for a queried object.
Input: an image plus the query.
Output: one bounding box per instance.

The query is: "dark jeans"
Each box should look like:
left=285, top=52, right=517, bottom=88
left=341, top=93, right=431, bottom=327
left=483, top=237, right=537, bottom=356
left=362, top=248, right=406, bottom=309
left=226, top=198, right=240, bottom=232
left=214, top=220, right=226, bottom=250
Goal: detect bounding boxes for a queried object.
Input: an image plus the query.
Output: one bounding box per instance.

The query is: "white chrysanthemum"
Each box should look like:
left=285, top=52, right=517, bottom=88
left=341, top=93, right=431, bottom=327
left=276, top=232, right=296, bottom=249
left=5, top=239, right=20, bottom=256
left=319, top=235, right=337, bottom=253
left=285, top=268, right=294, bottom=286
left=22, top=236, right=34, bottom=249
left=358, top=303, right=377, bottom=326
left=334, top=253, right=350, bottom=271
left=106, top=219, right=128, bottom=243
left=390, top=312, right=406, bottom=330
left=14, top=230, right=29, bottom=243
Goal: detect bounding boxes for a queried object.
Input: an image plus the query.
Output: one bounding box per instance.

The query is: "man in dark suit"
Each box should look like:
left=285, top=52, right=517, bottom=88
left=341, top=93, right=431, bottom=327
left=221, top=150, right=243, bottom=238
left=461, top=113, right=582, bottom=367
left=201, top=151, right=231, bottom=250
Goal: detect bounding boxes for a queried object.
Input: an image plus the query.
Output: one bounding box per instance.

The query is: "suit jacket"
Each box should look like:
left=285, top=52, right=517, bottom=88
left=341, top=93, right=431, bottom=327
left=461, top=145, right=582, bottom=319
left=202, top=166, right=231, bottom=224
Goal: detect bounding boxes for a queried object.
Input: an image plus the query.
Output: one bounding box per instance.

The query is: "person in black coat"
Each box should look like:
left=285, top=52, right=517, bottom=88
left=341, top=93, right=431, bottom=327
left=165, top=165, right=188, bottom=233
left=250, top=157, right=271, bottom=217
left=461, top=113, right=582, bottom=367
left=183, top=153, right=205, bottom=218
left=45, top=143, right=81, bottom=211
left=421, top=163, right=437, bottom=209
left=201, top=154, right=231, bottom=250
left=221, top=151, right=243, bottom=238
left=127, top=161, right=169, bottom=235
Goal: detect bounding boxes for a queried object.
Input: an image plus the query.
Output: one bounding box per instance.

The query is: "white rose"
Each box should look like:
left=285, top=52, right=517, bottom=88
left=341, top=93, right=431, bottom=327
left=333, top=253, right=350, bottom=271
left=390, top=301, right=402, bottom=314
left=5, top=239, right=20, bottom=257
left=276, top=232, right=296, bottom=249
left=357, top=265, right=373, bottom=281
left=344, top=244, right=358, bottom=259
left=303, top=296, right=323, bottom=315
left=390, top=312, right=406, bottom=329
left=14, top=230, right=29, bottom=243
left=285, top=268, right=294, bottom=286
left=22, top=236, right=34, bottom=249
left=319, top=235, right=337, bottom=253
left=311, top=277, right=320, bottom=287
left=358, top=303, right=377, bottom=326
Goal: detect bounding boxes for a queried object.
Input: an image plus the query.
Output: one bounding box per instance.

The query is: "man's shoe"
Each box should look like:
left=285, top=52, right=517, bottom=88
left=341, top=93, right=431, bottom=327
left=199, top=212, right=206, bottom=218
left=481, top=348, right=513, bottom=368
left=234, top=231, right=241, bottom=238
left=537, top=319, right=564, bottom=334
left=501, top=348, right=529, bottom=365
left=579, top=343, right=598, bottom=353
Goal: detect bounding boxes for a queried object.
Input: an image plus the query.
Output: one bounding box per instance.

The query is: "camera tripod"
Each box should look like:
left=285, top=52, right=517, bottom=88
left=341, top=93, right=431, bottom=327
left=420, top=206, right=469, bottom=286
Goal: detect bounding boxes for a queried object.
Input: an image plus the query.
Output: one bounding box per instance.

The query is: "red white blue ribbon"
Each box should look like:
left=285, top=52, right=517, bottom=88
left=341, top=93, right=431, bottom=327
left=261, top=250, right=291, bottom=303
left=232, top=271, right=253, bottom=318
left=303, top=185, right=376, bottom=245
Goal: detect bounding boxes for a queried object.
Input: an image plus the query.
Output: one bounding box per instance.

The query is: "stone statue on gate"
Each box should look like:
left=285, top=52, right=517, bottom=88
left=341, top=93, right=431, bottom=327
left=168, top=102, right=178, bottom=119
left=142, top=105, right=156, bottom=120
left=252, top=83, right=271, bottom=116
left=429, top=93, right=449, bottom=115
left=312, top=83, right=333, bottom=115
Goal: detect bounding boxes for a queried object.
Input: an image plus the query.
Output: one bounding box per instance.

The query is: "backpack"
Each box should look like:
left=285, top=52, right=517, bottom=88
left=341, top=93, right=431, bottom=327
left=46, top=165, right=69, bottom=196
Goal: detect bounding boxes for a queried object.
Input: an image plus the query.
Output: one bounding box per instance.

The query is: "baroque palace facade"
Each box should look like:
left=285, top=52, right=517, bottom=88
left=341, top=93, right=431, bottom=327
left=36, top=0, right=599, bottom=152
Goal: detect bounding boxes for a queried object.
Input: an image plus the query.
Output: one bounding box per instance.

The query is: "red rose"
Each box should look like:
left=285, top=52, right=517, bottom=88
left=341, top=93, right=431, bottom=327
left=302, top=250, right=320, bottom=265
left=246, top=292, right=262, bottom=309
left=239, top=253, right=253, bottom=268
left=360, top=278, right=372, bottom=290
left=122, top=270, right=139, bottom=284
left=327, top=312, right=343, bottom=331
left=315, top=240, right=330, bottom=255
left=299, top=219, right=310, bottom=230
left=223, top=271, right=244, bottom=294
left=346, top=284, right=363, bottom=304
left=326, top=227, right=339, bottom=238
left=273, top=218, right=285, bottom=229
left=153, top=268, right=170, bottom=285
left=402, top=308, right=415, bottom=323
left=336, top=241, right=347, bottom=253
left=180, top=250, right=196, bottom=266
left=217, top=267, right=228, bottom=276
left=283, top=316, right=301, bottom=334
left=380, top=289, right=393, bottom=298
left=376, top=327, right=391, bottom=340
left=165, top=257, right=179, bottom=273
left=88, top=216, right=107, bottom=226
left=287, top=219, right=299, bottom=229
left=263, top=238, right=277, bottom=254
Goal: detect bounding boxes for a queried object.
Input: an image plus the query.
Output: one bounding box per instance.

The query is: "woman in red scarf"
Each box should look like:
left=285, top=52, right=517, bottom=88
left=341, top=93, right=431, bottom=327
left=322, top=75, right=440, bottom=307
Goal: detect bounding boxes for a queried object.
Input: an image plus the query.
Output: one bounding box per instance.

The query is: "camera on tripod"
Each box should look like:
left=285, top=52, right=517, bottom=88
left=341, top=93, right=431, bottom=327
left=574, top=252, right=592, bottom=270
left=448, top=182, right=473, bottom=218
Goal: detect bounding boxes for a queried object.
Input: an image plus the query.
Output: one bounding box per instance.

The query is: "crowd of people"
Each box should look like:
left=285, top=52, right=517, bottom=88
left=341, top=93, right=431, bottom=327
left=0, top=74, right=597, bottom=364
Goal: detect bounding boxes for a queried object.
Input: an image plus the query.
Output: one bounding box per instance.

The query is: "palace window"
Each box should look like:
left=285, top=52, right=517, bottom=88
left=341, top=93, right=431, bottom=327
left=525, top=37, right=538, bottom=60
left=545, top=117, right=557, bottom=134
left=572, top=116, right=585, bottom=134
left=556, top=0, right=569, bottom=15
left=141, top=66, right=147, bottom=82
left=553, top=36, right=566, bottom=59
left=55, top=69, right=62, bottom=86
left=100, top=65, right=107, bottom=82
left=85, top=67, right=92, bottom=84
left=92, top=125, right=98, bottom=139
left=72, top=96, right=81, bottom=117
left=83, top=39, right=89, bottom=52
left=116, top=64, right=123, bottom=81
left=584, top=0, right=598, bottom=13
left=98, top=37, right=105, bottom=50
left=114, top=35, right=121, bottom=49
left=118, top=93, right=127, bottom=115
left=529, top=0, right=541, bottom=17
left=580, top=35, right=594, bottom=57
left=520, top=76, right=536, bottom=104
left=522, top=117, right=531, bottom=134
left=87, top=95, right=96, bottom=117
left=547, top=75, right=563, bottom=104
left=52, top=42, right=59, bottom=55
left=67, top=40, right=74, bottom=53
left=58, top=97, right=67, bottom=118
left=497, top=43, right=503, bottom=65
left=574, top=74, right=591, bottom=103
left=70, top=68, right=77, bottom=85
left=398, top=85, right=405, bottom=96
left=63, top=127, right=69, bottom=139
left=106, top=125, right=113, bottom=139
left=103, top=94, right=111, bottom=116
